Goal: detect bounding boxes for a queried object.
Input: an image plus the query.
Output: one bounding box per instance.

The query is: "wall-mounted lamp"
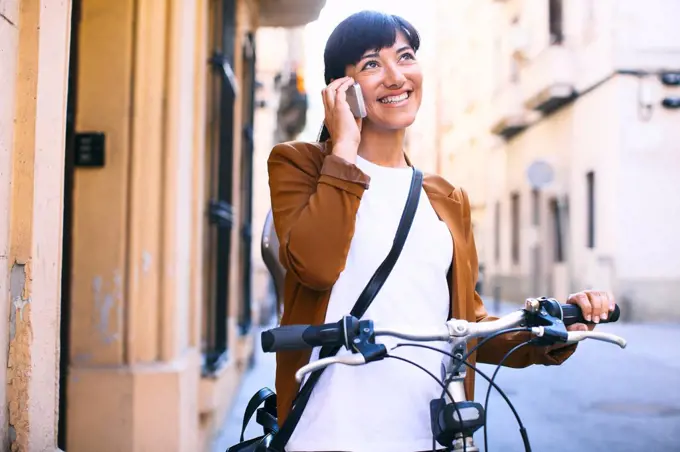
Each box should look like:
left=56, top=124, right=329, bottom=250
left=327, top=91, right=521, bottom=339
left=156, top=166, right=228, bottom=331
left=660, top=72, right=680, bottom=86
left=661, top=97, right=680, bottom=109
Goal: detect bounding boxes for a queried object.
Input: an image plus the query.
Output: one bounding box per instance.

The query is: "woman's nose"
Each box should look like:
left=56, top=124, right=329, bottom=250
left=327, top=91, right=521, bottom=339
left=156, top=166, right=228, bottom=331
left=383, top=64, right=407, bottom=88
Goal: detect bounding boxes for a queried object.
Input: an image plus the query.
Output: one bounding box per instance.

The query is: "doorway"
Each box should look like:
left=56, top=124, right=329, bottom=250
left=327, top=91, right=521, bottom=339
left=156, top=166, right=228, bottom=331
left=58, top=0, right=81, bottom=448
left=203, top=0, right=237, bottom=373
left=548, top=196, right=568, bottom=297
left=238, top=32, right=256, bottom=335
left=530, top=188, right=542, bottom=295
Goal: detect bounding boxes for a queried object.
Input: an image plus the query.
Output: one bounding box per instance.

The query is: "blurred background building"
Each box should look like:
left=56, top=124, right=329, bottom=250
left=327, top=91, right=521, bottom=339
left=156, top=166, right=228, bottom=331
left=1, top=0, right=679, bottom=451
left=421, top=0, right=680, bottom=323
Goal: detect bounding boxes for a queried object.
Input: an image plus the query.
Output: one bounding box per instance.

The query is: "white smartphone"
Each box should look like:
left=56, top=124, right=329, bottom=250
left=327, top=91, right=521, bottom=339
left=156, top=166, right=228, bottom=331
left=345, top=83, right=367, bottom=118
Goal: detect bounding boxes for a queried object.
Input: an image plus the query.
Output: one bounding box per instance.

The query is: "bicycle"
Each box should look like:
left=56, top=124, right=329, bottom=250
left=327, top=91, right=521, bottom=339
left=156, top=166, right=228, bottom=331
left=261, top=297, right=626, bottom=452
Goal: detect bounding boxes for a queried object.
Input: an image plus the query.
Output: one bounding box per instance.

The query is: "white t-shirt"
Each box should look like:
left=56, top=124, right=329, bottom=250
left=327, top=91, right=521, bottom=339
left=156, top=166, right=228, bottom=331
left=287, top=155, right=454, bottom=452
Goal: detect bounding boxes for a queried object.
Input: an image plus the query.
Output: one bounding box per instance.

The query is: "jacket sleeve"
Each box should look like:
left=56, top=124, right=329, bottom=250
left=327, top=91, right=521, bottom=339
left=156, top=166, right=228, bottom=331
left=459, top=189, right=578, bottom=367
left=267, top=142, right=370, bottom=291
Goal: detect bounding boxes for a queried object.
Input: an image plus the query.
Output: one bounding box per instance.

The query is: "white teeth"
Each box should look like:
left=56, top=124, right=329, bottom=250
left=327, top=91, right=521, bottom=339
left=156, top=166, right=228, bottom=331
left=380, top=92, right=409, bottom=104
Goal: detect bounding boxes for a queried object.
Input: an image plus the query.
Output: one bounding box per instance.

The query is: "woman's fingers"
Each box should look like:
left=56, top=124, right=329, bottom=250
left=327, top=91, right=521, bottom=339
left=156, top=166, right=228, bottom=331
left=567, top=292, right=592, bottom=322
left=322, top=77, right=351, bottom=120
left=586, top=291, right=603, bottom=323
left=600, top=292, right=616, bottom=319
left=333, top=77, right=356, bottom=107
left=567, top=290, right=615, bottom=324
left=322, top=77, right=357, bottom=140
left=324, top=77, right=352, bottom=104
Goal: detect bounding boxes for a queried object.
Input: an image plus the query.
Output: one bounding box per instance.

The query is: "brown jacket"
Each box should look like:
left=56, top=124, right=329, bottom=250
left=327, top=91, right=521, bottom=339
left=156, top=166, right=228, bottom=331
left=268, top=140, right=576, bottom=426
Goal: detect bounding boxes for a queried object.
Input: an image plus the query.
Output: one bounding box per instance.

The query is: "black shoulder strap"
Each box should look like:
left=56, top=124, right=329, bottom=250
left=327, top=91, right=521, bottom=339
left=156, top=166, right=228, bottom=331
left=269, top=167, right=424, bottom=452
left=239, top=387, right=277, bottom=442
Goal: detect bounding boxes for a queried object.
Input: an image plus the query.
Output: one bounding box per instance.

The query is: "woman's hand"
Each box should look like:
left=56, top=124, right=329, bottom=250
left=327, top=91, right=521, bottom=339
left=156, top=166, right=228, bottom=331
left=322, top=76, right=362, bottom=163
left=565, top=290, right=617, bottom=332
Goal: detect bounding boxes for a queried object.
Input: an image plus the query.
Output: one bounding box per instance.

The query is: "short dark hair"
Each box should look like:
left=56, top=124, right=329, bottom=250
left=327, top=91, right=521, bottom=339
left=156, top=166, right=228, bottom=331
left=319, top=10, right=421, bottom=141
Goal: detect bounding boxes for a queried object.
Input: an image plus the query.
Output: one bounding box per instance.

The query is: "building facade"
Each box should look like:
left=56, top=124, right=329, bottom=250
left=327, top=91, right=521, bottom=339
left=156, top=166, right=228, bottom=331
left=430, top=0, right=680, bottom=321
left=0, top=0, right=324, bottom=451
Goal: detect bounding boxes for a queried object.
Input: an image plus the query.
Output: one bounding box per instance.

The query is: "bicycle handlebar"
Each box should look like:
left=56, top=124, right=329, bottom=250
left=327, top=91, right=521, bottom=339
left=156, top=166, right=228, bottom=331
left=262, top=298, right=627, bottom=383
left=261, top=298, right=627, bottom=452
left=261, top=300, right=622, bottom=353
left=292, top=326, right=626, bottom=383
left=560, top=303, right=621, bottom=324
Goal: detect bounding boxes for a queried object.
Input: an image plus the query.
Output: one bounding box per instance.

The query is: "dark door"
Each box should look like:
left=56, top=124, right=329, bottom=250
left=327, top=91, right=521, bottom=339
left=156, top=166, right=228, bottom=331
left=203, top=0, right=237, bottom=373
left=59, top=0, right=81, bottom=448
left=238, top=32, right=256, bottom=335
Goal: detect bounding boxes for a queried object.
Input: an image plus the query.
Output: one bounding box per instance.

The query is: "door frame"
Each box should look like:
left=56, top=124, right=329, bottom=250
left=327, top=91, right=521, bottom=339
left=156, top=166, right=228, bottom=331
left=58, top=0, right=82, bottom=447
left=238, top=32, right=256, bottom=335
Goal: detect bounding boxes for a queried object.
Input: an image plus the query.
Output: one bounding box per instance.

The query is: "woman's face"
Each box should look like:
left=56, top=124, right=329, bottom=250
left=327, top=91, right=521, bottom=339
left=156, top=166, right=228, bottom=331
left=345, top=31, right=423, bottom=131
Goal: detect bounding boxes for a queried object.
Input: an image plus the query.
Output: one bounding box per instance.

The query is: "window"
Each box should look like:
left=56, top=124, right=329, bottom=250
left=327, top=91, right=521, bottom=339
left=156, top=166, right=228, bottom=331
left=494, top=201, right=501, bottom=263
left=202, top=0, right=238, bottom=374
left=238, top=32, right=256, bottom=335
left=511, top=193, right=520, bottom=264
left=531, top=189, right=540, bottom=226
left=549, top=0, right=564, bottom=45
left=585, top=0, right=596, bottom=38
left=550, top=199, right=564, bottom=262
left=510, top=57, right=520, bottom=83
left=510, top=16, right=521, bottom=83
left=586, top=171, right=595, bottom=248
left=493, top=36, right=503, bottom=93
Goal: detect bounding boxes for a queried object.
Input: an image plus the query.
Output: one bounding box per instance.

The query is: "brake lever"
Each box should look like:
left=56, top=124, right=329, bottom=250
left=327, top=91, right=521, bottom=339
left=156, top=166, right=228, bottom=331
left=565, top=331, right=627, bottom=348
left=295, top=354, right=366, bottom=383
left=295, top=320, right=387, bottom=383
left=531, top=327, right=627, bottom=349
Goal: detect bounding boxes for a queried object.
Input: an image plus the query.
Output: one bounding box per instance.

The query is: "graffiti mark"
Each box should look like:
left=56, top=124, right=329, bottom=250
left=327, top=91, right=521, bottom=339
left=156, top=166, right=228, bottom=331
left=92, top=272, right=122, bottom=344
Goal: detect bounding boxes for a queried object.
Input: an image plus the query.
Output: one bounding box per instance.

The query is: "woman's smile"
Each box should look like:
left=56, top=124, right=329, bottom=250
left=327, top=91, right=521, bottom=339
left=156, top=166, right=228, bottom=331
left=378, top=90, right=412, bottom=107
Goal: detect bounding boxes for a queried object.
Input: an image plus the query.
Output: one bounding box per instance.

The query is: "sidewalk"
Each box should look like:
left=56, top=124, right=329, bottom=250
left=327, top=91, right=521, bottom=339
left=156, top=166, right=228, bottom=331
left=212, top=322, right=277, bottom=452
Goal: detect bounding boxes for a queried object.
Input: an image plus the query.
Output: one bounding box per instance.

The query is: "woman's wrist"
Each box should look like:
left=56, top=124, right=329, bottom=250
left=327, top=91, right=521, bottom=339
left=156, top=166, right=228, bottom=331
left=331, top=141, right=359, bottom=164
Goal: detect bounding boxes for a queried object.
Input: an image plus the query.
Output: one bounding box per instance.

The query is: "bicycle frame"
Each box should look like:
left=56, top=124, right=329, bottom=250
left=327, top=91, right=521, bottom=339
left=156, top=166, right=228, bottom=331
left=377, top=315, right=529, bottom=452
left=438, top=344, right=481, bottom=452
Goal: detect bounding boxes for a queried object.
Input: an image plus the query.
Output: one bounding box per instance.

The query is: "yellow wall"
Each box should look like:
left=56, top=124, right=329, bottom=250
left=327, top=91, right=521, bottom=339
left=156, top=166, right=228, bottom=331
left=66, top=0, right=258, bottom=450
left=0, top=0, right=324, bottom=449
left=0, top=0, right=72, bottom=450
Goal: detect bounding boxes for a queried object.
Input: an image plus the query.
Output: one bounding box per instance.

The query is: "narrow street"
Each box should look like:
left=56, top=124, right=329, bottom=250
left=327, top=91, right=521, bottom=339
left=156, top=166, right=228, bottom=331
left=214, top=304, right=680, bottom=452
left=476, top=320, right=680, bottom=451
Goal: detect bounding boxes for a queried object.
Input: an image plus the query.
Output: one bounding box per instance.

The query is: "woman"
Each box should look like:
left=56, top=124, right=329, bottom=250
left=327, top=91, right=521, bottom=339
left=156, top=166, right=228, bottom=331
left=268, top=10, right=615, bottom=452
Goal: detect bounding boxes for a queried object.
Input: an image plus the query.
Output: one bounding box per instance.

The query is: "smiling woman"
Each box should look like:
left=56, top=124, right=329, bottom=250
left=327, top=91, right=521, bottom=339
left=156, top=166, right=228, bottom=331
left=319, top=11, right=422, bottom=143
left=264, top=9, right=599, bottom=452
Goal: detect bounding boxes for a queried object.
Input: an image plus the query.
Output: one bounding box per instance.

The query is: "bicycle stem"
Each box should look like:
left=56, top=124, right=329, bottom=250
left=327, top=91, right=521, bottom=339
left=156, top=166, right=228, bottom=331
left=444, top=370, right=481, bottom=452
left=436, top=340, right=482, bottom=452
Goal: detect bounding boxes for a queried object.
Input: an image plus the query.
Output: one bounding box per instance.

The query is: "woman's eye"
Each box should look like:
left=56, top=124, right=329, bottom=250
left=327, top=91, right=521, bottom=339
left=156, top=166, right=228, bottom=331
left=362, top=60, right=379, bottom=70
left=401, top=52, right=416, bottom=61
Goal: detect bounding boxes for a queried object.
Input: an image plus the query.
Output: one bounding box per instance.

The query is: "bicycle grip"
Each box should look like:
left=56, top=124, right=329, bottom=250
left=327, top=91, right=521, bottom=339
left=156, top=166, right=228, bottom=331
left=561, top=303, right=621, bottom=326
left=261, top=322, right=345, bottom=353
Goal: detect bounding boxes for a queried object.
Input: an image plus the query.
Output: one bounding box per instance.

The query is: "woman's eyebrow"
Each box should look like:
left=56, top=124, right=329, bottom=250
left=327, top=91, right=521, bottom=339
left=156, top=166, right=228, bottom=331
left=360, top=45, right=413, bottom=61
left=359, top=51, right=380, bottom=61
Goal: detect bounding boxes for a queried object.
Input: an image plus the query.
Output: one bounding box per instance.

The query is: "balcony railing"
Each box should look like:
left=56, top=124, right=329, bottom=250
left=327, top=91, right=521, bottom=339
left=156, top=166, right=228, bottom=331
left=489, top=83, right=533, bottom=139
left=522, top=45, right=576, bottom=114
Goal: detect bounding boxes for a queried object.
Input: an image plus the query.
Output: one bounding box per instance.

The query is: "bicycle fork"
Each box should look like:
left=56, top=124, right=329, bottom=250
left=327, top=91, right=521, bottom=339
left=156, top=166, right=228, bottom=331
left=429, top=345, right=484, bottom=452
